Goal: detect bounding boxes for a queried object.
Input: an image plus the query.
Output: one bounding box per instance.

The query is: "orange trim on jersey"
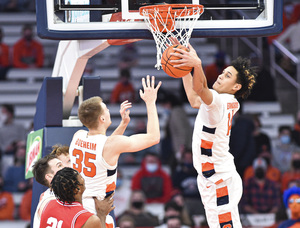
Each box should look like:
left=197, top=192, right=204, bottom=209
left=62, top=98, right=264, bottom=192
left=218, top=212, right=232, bottom=224
left=202, top=162, right=214, bottom=172
left=106, top=182, right=116, bottom=193
left=201, top=139, right=213, bottom=149
left=106, top=223, right=114, bottom=228
left=216, top=186, right=228, bottom=198
left=215, top=179, right=224, bottom=185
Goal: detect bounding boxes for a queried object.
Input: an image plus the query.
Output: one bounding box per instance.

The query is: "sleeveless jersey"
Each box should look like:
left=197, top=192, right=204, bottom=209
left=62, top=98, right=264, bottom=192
left=33, top=188, right=55, bottom=228
left=69, top=130, right=118, bottom=199
left=192, top=90, right=240, bottom=184
left=40, top=199, right=93, bottom=228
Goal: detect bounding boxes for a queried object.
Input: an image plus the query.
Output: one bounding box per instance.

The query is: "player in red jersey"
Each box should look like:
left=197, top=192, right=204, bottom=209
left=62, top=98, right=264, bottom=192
left=40, top=167, right=114, bottom=228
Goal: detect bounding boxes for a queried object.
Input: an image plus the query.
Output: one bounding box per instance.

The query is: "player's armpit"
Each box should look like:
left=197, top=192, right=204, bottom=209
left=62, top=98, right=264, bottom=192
left=38, top=196, right=56, bottom=217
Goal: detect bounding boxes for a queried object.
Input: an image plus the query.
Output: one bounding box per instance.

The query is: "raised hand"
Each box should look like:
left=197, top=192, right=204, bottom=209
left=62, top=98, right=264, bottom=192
left=169, top=36, right=181, bottom=46
left=94, top=192, right=115, bottom=217
left=119, top=100, right=131, bottom=125
left=139, top=75, right=162, bottom=104
left=170, top=43, right=202, bottom=68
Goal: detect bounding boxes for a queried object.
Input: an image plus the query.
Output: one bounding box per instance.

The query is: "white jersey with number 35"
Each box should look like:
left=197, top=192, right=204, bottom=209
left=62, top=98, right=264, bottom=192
left=69, top=130, right=117, bottom=200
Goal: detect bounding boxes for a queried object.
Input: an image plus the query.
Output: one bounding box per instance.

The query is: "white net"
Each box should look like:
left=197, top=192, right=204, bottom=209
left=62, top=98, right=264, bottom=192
left=140, top=4, right=203, bottom=69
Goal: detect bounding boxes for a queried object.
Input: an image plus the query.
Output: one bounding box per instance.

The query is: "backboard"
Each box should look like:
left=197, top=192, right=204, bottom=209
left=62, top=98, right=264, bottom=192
left=36, top=0, right=282, bottom=40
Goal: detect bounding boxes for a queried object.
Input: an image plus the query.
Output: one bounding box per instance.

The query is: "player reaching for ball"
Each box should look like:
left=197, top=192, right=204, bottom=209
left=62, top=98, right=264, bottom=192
left=69, top=75, right=161, bottom=228
left=169, top=38, right=257, bottom=228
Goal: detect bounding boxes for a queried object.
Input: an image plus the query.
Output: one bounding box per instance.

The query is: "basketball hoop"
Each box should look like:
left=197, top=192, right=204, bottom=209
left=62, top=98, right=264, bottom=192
left=140, top=4, right=204, bottom=69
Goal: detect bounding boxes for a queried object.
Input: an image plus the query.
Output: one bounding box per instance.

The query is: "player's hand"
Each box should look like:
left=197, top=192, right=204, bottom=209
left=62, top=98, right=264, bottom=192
left=94, top=193, right=115, bottom=217
left=119, top=100, right=131, bottom=125
left=169, top=37, right=181, bottom=46
left=170, top=43, right=202, bottom=68
left=139, top=75, right=162, bottom=104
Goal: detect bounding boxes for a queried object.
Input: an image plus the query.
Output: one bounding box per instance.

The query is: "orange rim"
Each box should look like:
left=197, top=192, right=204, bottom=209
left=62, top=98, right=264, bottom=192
left=139, top=4, right=204, bottom=18
left=140, top=4, right=204, bottom=32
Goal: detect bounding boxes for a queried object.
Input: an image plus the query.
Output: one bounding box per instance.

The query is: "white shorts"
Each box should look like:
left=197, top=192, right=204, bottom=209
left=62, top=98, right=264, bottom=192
left=83, top=197, right=115, bottom=228
left=197, top=171, right=243, bottom=228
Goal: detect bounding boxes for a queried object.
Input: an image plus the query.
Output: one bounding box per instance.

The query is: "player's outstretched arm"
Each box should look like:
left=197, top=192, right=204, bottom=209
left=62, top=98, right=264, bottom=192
left=168, top=37, right=201, bottom=108
left=103, top=76, right=161, bottom=165
left=111, top=100, right=132, bottom=136
left=171, top=44, right=213, bottom=105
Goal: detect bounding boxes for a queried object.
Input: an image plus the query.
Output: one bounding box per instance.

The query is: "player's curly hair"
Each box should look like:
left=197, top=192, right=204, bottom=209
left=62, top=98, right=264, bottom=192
left=50, top=144, right=69, bottom=157
left=231, top=57, right=257, bottom=99
left=51, top=167, right=82, bottom=204
left=78, top=96, right=103, bottom=129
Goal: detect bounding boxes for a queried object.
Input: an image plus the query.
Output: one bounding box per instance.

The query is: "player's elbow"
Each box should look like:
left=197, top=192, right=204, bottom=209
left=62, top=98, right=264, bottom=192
left=150, top=134, right=160, bottom=146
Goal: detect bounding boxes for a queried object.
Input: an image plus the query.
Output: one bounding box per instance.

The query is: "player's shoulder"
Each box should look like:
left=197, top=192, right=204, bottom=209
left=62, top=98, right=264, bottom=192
left=73, top=129, right=88, bottom=138
left=81, top=215, right=101, bottom=228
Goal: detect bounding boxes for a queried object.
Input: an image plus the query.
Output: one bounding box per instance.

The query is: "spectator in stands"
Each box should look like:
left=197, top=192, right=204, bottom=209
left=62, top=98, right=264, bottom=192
left=170, top=190, right=194, bottom=227
left=131, top=152, right=173, bottom=203
left=281, top=151, right=300, bottom=193
left=19, top=178, right=32, bottom=220
left=229, top=112, right=256, bottom=177
left=110, top=68, right=136, bottom=104
left=204, top=51, right=228, bottom=89
left=13, top=24, right=44, bottom=68
left=171, top=149, right=198, bottom=199
left=118, top=43, right=139, bottom=70
left=117, top=190, right=160, bottom=227
left=114, top=169, right=131, bottom=217
left=1, top=0, right=33, bottom=12
left=267, top=1, right=300, bottom=45
left=241, top=157, right=281, bottom=214
left=247, top=53, right=277, bottom=101
left=0, top=104, right=27, bottom=174
left=171, top=149, right=204, bottom=218
left=272, top=125, right=298, bottom=173
left=160, top=92, right=193, bottom=167
left=278, top=186, right=300, bottom=228
left=292, top=110, right=300, bottom=147
left=156, top=201, right=190, bottom=228
left=3, top=140, right=29, bottom=192
left=0, top=174, right=14, bottom=220
left=252, top=115, right=272, bottom=157
left=243, top=151, right=281, bottom=184
left=118, top=215, right=136, bottom=228
left=277, top=17, right=300, bottom=56
left=0, top=27, right=9, bottom=80
left=156, top=216, right=188, bottom=228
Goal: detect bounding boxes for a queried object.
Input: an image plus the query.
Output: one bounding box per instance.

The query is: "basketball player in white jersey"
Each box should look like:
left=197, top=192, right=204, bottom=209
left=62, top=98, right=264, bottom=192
left=69, top=75, right=161, bottom=228
left=170, top=39, right=257, bottom=228
left=32, top=152, right=67, bottom=228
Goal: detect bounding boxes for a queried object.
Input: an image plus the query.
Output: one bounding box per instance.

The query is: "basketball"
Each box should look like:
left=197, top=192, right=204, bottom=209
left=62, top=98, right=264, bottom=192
left=161, top=44, right=193, bottom=78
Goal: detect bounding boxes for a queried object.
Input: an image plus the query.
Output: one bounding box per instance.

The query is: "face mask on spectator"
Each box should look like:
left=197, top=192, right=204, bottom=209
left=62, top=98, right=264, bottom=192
left=146, top=163, right=158, bottom=173
left=255, top=167, right=265, bottom=180
left=292, top=159, right=300, bottom=169
left=131, top=201, right=144, bottom=209
left=280, top=135, right=291, bottom=144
